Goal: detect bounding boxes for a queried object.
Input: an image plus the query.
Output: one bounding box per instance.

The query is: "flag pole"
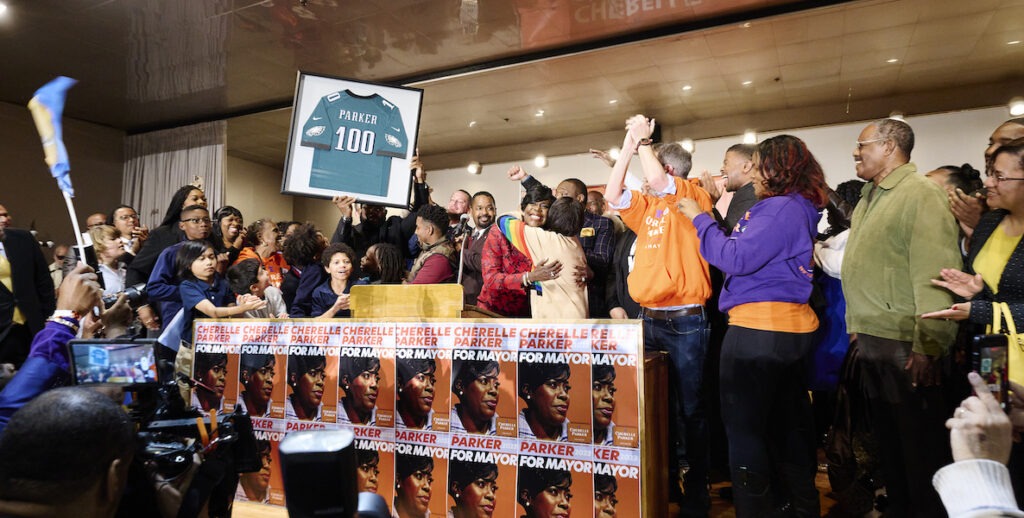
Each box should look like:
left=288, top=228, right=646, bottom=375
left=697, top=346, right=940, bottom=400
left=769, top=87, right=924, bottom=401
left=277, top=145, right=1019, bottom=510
left=62, top=191, right=86, bottom=254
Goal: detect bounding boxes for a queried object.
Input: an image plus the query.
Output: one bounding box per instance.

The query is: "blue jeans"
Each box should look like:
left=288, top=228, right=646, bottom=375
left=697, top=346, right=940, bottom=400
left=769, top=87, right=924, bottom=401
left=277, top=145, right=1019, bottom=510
left=642, top=310, right=710, bottom=510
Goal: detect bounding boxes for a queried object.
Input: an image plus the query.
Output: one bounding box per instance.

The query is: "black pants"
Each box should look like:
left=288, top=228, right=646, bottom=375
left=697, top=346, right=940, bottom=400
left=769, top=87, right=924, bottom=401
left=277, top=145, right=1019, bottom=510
left=720, top=326, right=819, bottom=517
left=856, top=334, right=950, bottom=518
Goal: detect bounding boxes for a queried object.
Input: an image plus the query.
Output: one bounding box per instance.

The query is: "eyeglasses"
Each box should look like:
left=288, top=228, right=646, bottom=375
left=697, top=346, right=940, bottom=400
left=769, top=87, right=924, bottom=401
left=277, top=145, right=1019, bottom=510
left=987, top=174, right=1024, bottom=183
left=180, top=217, right=212, bottom=224
left=856, top=138, right=886, bottom=150
left=116, top=214, right=139, bottom=221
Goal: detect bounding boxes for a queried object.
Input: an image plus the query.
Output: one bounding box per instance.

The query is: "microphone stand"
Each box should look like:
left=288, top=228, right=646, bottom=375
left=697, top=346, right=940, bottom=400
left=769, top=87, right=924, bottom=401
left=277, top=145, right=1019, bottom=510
left=456, top=227, right=469, bottom=285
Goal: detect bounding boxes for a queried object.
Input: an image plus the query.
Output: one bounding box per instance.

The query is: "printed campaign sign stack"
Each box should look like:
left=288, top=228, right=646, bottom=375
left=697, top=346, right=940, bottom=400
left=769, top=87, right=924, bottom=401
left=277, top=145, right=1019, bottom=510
left=193, top=318, right=642, bottom=517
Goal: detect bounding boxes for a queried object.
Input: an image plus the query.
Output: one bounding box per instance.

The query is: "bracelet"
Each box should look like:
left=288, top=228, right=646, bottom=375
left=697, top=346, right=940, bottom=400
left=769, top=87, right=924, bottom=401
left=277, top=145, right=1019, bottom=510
left=47, top=316, right=80, bottom=334
left=522, top=272, right=530, bottom=286
left=52, top=309, right=80, bottom=320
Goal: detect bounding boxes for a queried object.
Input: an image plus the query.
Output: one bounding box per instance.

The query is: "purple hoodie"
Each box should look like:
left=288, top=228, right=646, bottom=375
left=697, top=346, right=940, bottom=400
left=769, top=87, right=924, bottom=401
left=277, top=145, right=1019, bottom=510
left=692, top=192, right=820, bottom=313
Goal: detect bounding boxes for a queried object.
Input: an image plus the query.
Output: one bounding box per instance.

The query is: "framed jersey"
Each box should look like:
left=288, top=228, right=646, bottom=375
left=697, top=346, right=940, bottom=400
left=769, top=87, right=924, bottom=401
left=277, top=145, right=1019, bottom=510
left=282, top=72, right=423, bottom=208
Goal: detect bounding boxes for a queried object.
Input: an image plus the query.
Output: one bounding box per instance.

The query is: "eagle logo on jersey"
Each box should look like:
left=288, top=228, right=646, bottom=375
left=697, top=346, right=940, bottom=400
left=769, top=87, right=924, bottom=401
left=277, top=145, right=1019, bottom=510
left=385, top=133, right=401, bottom=147
left=306, top=126, right=326, bottom=137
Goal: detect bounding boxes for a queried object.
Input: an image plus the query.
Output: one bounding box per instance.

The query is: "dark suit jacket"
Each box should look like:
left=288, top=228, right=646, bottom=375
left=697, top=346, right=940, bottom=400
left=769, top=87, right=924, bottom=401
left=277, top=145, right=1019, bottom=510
left=461, top=225, right=492, bottom=305
left=605, top=229, right=642, bottom=318
left=330, top=182, right=429, bottom=279
left=0, top=229, right=56, bottom=335
left=126, top=225, right=181, bottom=286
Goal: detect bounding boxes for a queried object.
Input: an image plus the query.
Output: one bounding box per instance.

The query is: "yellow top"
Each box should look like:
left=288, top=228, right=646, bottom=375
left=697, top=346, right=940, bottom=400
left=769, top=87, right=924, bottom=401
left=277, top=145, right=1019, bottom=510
left=0, top=254, right=26, bottom=325
left=974, top=222, right=1023, bottom=294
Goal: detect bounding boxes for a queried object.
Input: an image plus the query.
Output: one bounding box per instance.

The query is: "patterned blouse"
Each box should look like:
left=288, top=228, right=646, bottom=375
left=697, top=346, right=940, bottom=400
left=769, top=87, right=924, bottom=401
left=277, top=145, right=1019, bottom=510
left=476, top=225, right=531, bottom=317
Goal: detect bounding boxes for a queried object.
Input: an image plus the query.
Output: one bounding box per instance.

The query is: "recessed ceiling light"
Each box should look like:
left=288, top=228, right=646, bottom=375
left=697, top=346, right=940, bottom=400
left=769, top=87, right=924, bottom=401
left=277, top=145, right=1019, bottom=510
left=1008, top=40, right=1022, bottom=45
left=887, top=58, right=899, bottom=63
left=682, top=84, right=693, bottom=91
left=534, top=155, right=548, bottom=168
left=1010, top=98, right=1024, bottom=117
left=535, top=109, right=545, bottom=117
left=608, top=99, right=617, bottom=104
left=742, top=80, right=753, bottom=86
left=468, top=120, right=477, bottom=128
left=742, top=22, right=751, bottom=28
left=680, top=138, right=695, bottom=153
left=889, top=111, right=905, bottom=120
left=0, top=3, right=7, bottom=16
left=609, top=147, right=620, bottom=160
left=743, top=130, right=757, bottom=144
left=467, top=161, right=481, bottom=175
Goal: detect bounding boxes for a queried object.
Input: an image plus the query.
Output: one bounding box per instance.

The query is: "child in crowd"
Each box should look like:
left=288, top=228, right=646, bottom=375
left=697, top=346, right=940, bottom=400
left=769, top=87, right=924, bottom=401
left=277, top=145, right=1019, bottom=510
left=227, top=258, right=288, bottom=318
left=178, top=241, right=266, bottom=342
left=312, top=243, right=367, bottom=319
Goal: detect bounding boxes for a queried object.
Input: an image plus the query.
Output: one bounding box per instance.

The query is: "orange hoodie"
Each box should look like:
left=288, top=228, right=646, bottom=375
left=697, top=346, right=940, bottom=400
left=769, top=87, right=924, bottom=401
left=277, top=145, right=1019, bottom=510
left=617, top=177, right=712, bottom=308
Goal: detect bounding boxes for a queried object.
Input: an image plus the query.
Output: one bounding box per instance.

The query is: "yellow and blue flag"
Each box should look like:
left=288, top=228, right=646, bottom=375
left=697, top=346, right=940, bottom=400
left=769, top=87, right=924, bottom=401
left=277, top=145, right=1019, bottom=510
left=27, top=76, right=77, bottom=197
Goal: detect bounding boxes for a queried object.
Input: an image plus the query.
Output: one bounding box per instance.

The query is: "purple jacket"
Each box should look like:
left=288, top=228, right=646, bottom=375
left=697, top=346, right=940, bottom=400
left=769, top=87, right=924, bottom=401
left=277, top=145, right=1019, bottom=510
left=693, top=192, right=820, bottom=313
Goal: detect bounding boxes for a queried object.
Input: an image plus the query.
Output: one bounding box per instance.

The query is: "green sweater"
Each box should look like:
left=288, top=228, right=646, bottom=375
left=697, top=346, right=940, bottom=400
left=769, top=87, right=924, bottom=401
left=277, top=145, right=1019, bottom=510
left=842, top=163, right=962, bottom=356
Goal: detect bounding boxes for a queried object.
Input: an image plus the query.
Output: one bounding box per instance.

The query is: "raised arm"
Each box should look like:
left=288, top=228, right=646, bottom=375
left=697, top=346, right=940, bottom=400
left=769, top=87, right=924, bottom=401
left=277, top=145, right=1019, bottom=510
left=604, top=118, right=640, bottom=207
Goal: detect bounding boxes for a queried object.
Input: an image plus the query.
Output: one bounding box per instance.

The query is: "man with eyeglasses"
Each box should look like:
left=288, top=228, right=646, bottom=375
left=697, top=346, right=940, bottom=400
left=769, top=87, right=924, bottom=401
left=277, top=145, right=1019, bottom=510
left=48, top=244, right=69, bottom=289
left=842, top=118, right=961, bottom=517
left=145, top=205, right=214, bottom=335
left=108, top=205, right=149, bottom=262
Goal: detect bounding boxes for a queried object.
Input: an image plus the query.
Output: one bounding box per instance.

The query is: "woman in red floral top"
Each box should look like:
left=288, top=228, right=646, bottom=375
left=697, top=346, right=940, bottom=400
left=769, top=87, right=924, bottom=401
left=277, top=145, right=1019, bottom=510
left=477, top=183, right=561, bottom=317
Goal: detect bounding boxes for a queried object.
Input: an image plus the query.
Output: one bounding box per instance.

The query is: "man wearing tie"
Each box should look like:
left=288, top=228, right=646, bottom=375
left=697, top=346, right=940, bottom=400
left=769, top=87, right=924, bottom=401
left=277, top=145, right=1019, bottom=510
left=0, top=204, right=56, bottom=366
left=460, top=192, right=496, bottom=306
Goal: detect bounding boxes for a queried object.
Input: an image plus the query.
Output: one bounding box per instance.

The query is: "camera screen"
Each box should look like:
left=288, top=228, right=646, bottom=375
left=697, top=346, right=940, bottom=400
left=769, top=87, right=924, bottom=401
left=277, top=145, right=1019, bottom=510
left=69, top=340, right=159, bottom=386
left=979, top=344, right=1009, bottom=410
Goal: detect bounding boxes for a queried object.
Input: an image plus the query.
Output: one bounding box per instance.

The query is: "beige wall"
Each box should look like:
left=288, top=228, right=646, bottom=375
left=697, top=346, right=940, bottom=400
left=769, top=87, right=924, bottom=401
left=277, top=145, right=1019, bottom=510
left=0, top=101, right=124, bottom=249
left=224, top=156, right=295, bottom=227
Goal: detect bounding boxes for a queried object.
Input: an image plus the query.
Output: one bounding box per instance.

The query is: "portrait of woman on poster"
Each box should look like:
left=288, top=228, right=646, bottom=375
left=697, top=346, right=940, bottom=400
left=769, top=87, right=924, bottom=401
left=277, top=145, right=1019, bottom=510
left=448, top=459, right=499, bottom=518
left=517, top=466, right=572, bottom=518
left=357, top=449, right=380, bottom=494
left=592, top=364, right=617, bottom=446
left=451, top=359, right=501, bottom=435
left=395, top=453, right=434, bottom=518
left=192, top=351, right=228, bottom=413
left=285, top=354, right=326, bottom=421
left=339, top=356, right=381, bottom=425
left=236, top=440, right=272, bottom=503
left=594, top=474, right=618, bottom=518
left=397, top=357, right=437, bottom=430
left=518, top=361, right=571, bottom=442
left=237, top=352, right=275, bottom=418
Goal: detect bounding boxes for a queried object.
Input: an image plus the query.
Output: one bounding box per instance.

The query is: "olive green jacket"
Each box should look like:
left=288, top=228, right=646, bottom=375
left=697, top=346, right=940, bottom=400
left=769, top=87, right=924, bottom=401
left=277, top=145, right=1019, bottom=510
left=843, top=163, right=962, bottom=356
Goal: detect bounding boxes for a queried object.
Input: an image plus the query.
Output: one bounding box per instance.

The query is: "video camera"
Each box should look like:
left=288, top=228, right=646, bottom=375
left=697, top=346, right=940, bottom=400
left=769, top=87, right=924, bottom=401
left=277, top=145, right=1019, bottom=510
left=68, top=338, right=259, bottom=517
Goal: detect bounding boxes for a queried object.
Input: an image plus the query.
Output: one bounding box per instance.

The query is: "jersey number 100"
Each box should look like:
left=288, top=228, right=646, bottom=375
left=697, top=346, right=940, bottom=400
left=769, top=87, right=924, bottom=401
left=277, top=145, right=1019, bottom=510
left=334, top=127, right=375, bottom=155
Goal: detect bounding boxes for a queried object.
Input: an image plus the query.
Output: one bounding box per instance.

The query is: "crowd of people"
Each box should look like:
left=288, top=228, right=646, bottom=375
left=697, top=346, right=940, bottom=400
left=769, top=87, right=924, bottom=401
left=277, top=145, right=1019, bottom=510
left=0, top=115, right=1023, bottom=517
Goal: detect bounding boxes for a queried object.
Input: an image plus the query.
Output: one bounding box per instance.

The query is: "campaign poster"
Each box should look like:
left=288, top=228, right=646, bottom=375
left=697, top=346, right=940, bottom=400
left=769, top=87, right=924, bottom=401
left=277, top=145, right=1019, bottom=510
left=593, top=449, right=642, bottom=518
left=352, top=426, right=396, bottom=513
left=395, top=325, right=451, bottom=432
left=338, top=345, right=387, bottom=426
left=516, top=352, right=592, bottom=444
left=591, top=353, right=640, bottom=448
left=282, top=72, right=423, bottom=208
left=242, top=420, right=287, bottom=506
left=284, top=344, right=335, bottom=423
left=192, top=343, right=240, bottom=415
left=450, top=348, right=518, bottom=437
left=517, top=443, right=594, bottom=518
left=447, top=440, right=518, bottom=518
left=394, top=431, right=449, bottom=518
left=237, top=346, right=287, bottom=419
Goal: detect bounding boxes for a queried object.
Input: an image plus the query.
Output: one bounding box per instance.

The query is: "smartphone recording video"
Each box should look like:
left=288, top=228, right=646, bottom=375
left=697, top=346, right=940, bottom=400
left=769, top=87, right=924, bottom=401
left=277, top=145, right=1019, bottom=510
left=973, top=334, right=1010, bottom=412
left=68, top=339, right=160, bottom=387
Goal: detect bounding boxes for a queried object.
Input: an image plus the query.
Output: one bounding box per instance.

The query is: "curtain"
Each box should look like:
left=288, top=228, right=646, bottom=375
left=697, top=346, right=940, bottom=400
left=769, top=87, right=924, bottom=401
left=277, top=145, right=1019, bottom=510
left=122, top=121, right=226, bottom=229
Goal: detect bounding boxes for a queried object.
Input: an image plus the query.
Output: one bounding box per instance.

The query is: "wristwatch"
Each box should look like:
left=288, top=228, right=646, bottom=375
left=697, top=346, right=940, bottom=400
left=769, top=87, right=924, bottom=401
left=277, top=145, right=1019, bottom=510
left=638, top=138, right=653, bottom=146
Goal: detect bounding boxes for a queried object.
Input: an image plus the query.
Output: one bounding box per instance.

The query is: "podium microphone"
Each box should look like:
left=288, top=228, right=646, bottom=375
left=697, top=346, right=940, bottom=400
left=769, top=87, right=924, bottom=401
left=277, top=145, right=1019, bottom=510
left=456, top=214, right=471, bottom=285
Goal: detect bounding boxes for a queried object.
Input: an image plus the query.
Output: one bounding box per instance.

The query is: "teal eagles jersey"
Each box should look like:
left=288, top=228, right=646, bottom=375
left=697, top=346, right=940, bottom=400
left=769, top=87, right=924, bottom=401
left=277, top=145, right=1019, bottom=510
left=301, top=90, right=409, bottom=197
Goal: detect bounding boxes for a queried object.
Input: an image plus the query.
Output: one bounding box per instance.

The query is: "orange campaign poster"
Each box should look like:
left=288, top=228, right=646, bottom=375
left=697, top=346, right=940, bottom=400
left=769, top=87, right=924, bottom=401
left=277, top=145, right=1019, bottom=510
left=191, top=319, right=644, bottom=517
